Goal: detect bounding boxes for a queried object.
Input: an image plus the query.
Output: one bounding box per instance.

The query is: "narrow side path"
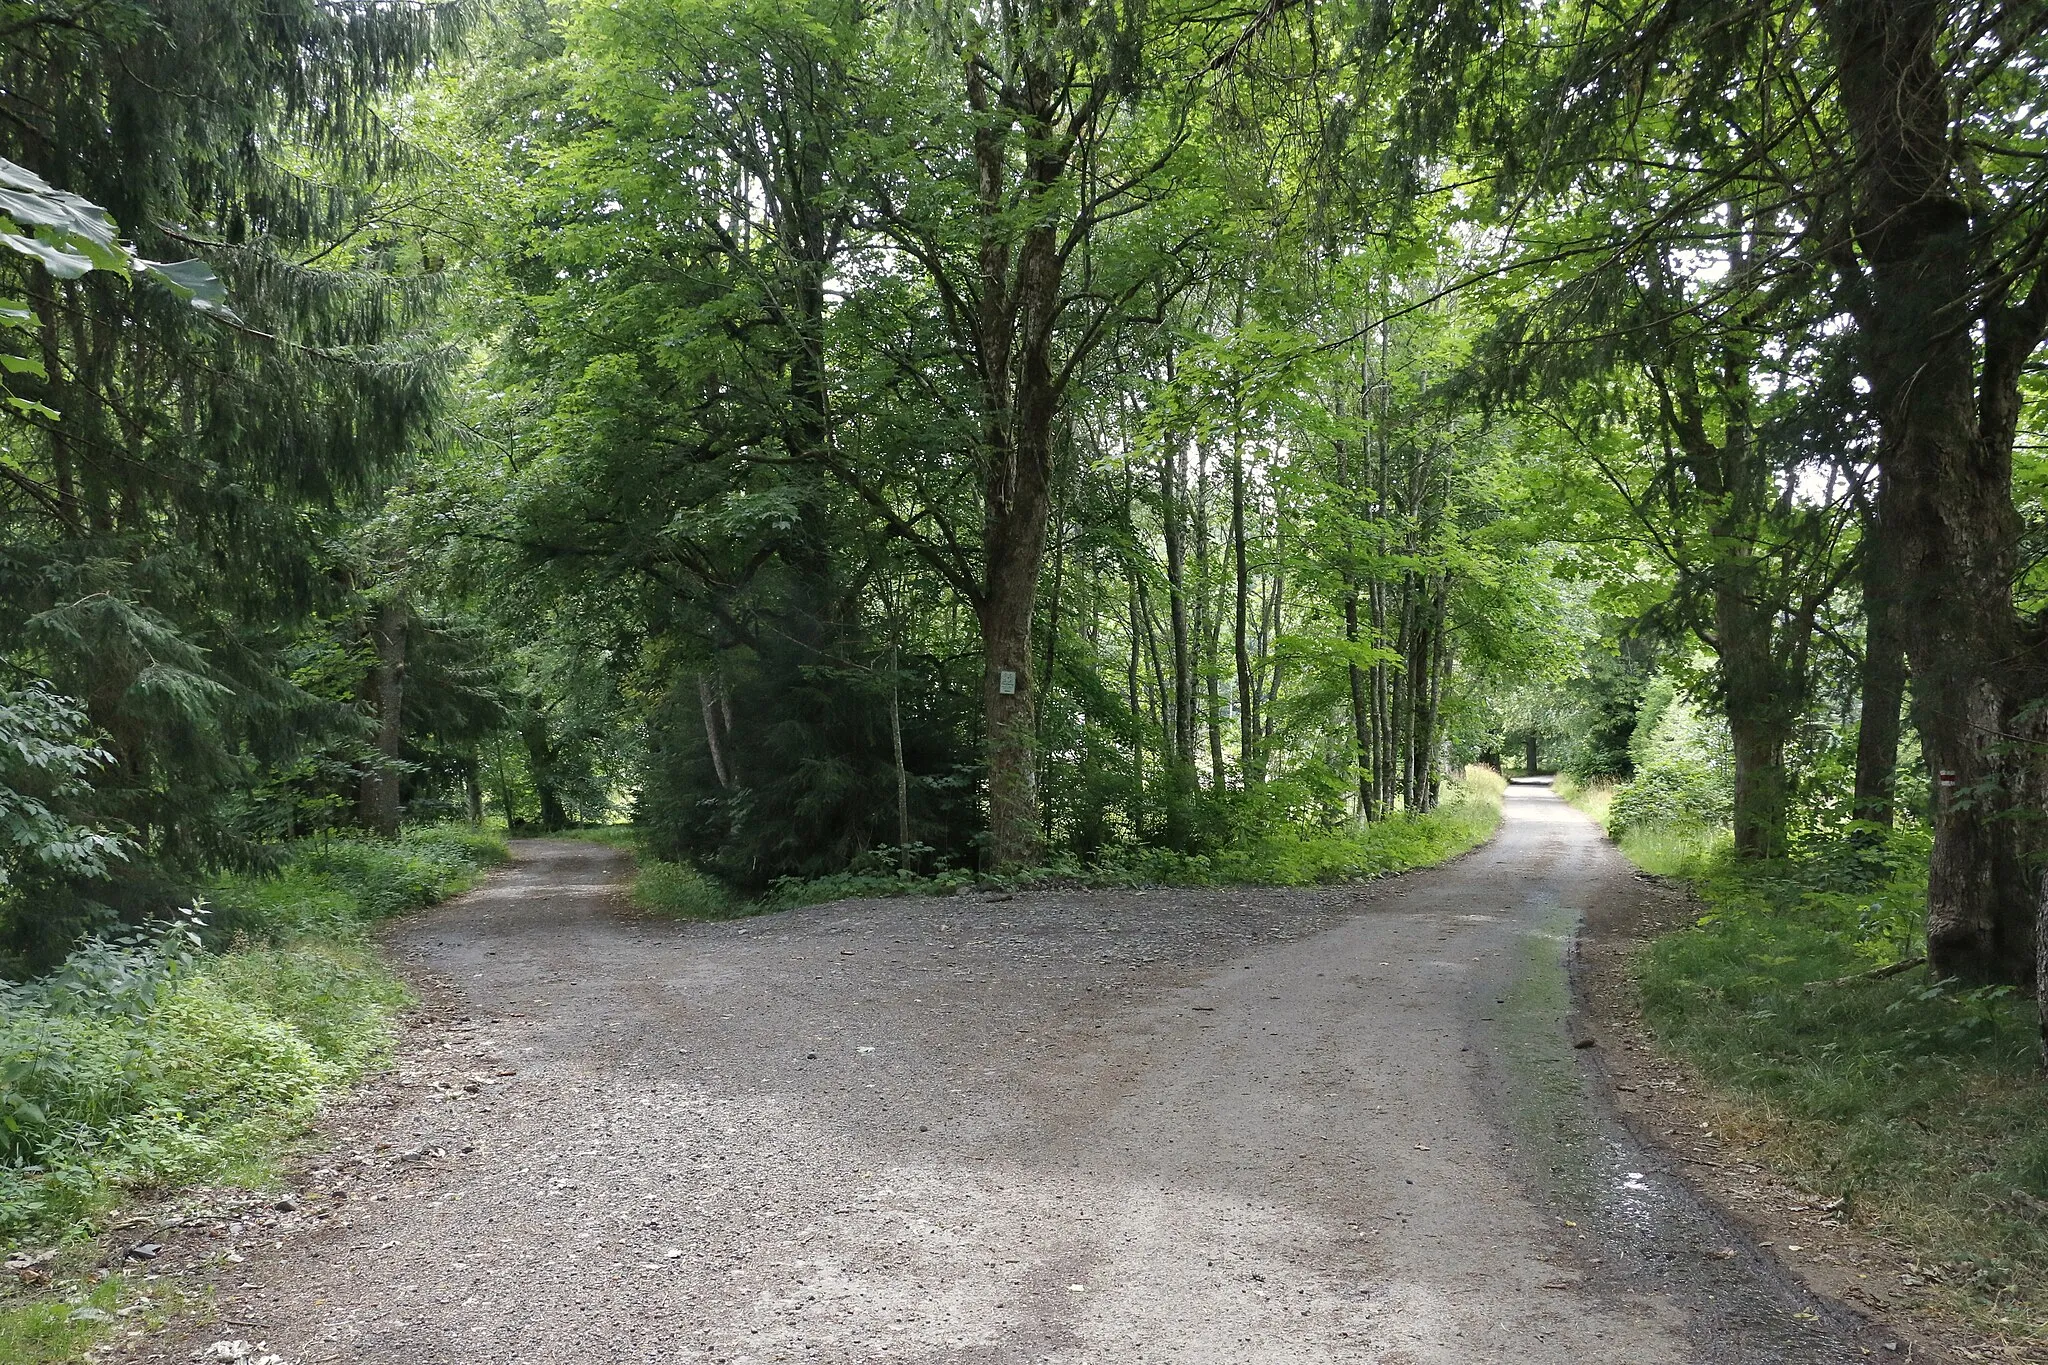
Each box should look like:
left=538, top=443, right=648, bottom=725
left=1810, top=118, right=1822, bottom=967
left=136, top=788, right=1883, bottom=1364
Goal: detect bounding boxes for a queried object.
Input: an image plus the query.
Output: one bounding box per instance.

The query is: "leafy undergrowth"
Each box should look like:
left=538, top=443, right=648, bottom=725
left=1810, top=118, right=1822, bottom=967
left=1626, top=826, right=2048, bottom=1346
left=206, top=824, right=509, bottom=940
left=576, top=769, right=1506, bottom=919
left=0, top=825, right=504, bottom=1252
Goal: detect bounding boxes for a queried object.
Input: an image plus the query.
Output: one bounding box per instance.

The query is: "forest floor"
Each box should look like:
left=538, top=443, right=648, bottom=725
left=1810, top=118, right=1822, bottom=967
left=110, top=786, right=1916, bottom=1364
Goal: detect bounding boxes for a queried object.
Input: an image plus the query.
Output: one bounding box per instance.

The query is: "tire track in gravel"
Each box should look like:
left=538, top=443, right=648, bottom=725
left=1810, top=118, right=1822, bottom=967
left=139, top=784, right=1893, bottom=1364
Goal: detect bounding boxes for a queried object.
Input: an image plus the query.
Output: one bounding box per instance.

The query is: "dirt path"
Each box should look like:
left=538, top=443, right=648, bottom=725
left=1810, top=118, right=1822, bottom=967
left=146, top=783, right=1896, bottom=1364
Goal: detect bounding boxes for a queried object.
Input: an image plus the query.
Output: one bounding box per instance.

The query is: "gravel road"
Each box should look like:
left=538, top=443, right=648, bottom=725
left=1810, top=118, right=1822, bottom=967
left=163, top=782, right=1892, bottom=1364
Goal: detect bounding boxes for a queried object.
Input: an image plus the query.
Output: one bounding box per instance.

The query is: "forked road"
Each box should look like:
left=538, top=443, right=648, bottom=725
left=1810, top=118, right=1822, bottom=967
left=183, top=783, right=1880, bottom=1363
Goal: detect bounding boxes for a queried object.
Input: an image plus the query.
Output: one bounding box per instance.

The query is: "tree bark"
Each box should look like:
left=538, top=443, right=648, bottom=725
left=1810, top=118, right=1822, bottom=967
left=963, top=52, right=1083, bottom=871
left=1853, top=485, right=1906, bottom=828
left=1128, top=567, right=1145, bottom=825
left=1194, top=443, right=1225, bottom=791
left=1829, top=0, right=2048, bottom=985
left=1717, top=594, right=1792, bottom=860
left=1159, top=419, right=1197, bottom=843
left=1039, top=507, right=1064, bottom=843
left=699, top=675, right=731, bottom=790
left=1346, top=595, right=1374, bottom=819
left=1231, top=434, right=1258, bottom=786
left=359, top=597, right=407, bottom=839
left=1335, top=389, right=1373, bottom=820
left=889, top=645, right=911, bottom=854
left=522, top=709, right=568, bottom=833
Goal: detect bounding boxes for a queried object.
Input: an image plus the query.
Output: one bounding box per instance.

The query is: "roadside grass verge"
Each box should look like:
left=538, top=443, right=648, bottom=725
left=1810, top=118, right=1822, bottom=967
left=1, top=825, right=505, bottom=1251
left=1610, top=822, right=2047, bottom=1344
left=1552, top=774, right=1614, bottom=828
left=577, top=768, right=1507, bottom=920
left=1555, top=775, right=1729, bottom=875
left=558, top=827, right=745, bottom=916
left=0, top=1277, right=125, bottom=1365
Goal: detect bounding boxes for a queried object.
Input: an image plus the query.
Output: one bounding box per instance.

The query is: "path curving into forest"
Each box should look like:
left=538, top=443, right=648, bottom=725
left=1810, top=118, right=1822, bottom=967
left=143, top=784, right=1889, bottom=1364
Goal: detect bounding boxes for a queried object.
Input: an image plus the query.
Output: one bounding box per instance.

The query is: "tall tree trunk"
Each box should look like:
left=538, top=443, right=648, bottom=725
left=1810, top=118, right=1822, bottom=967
left=1424, top=584, right=1449, bottom=809
left=890, top=645, right=911, bottom=855
left=965, top=56, right=1072, bottom=871
left=359, top=597, right=407, bottom=839
left=464, top=759, right=484, bottom=826
left=1336, top=405, right=1374, bottom=820
left=1128, top=567, right=1145, bottom=830
left=1231, top=435, right=1257, bottom=786
left=1371, top=580, right=1393, bottom=818
left=1853, top=485, right=1907, bottom=828
left=1718, top=597, right=1792, bottom=860
left=1346, top=595, right=1374, bottom=820
left=522, top=710, right=568, bottom=833
left=1392, top=577, right=1413, bottom=808
left=699, top=675, right=731, bottom=790
left=1140, top=579, right=1189, bottom=850
left=1830, top=0, right=2048, bottom=985
left=1194, top=444, right=1225, bottom=791
left=1040, top=506, right=1065, bottom=845
left=1160, top=422, right=1197, bottom=840
left=492, top=736, right=519, bottom=829
left=1405, top=594, right=1430, bottom=811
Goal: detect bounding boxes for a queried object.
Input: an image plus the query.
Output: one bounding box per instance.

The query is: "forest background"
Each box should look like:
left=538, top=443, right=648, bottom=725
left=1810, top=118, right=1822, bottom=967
left=2, top=0, right=2047, bottom=1353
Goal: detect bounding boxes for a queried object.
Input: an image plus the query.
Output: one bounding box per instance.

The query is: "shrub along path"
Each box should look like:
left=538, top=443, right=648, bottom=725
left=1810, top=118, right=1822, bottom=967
left=129, top=790, right=1888, bottom=1363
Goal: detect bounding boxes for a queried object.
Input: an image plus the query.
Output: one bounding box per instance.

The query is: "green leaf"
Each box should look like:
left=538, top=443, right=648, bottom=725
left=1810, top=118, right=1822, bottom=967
left=0, top=229, right=93, bottom=279
left=0, top=351, right=44, bottom=378
left=139, top=258, right=234, bottom=316
left=3, top=393, right=58, bottom=419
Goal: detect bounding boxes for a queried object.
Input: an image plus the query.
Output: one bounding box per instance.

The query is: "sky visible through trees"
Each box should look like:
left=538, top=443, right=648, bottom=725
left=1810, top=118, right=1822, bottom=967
left=3, top=0, right=2047, bottom=1009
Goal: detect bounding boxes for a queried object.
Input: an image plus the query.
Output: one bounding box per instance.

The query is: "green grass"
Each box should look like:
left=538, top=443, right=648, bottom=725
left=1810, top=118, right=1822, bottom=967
left=1555, top=773, right=1729, bottom=875
left=634, top=859, right=740, bottom=917
left=555, top=825, right=643, bottom=851
left=1, top=824, right=504, bottom=1249
left=0, top=1277, right=123, bottom=1365
left=1552, top=773, right=1615, bottom=827
left=1616, top=823, right=1727, bottom=877
left=1622, top=828, right=2047, bottom=1345
left=1124, top=768, right=1505, bottom=887
left=207, top=824, right=509, bottom=940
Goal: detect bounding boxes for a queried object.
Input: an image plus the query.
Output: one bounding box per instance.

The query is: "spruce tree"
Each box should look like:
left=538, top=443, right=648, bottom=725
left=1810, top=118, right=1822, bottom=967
left=0, top=1, right=465, bottom=946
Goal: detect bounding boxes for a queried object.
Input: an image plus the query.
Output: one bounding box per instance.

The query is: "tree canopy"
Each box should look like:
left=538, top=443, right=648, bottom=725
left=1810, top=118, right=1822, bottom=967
left=3, top=0, right=2046, bottom=1009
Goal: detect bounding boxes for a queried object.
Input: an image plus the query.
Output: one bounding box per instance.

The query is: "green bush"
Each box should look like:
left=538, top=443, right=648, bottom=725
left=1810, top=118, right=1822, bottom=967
left=0, top=825, right=502, bottom=1244
left=1602, top=683, right=1732, bottom=838
left=0, top=926, right=404, bottom=1239
left=635, top=859, right=739, bottom=917
left=1607, top=758, right=1731, bottom=835
left=208, top=824, right=508, bottom=940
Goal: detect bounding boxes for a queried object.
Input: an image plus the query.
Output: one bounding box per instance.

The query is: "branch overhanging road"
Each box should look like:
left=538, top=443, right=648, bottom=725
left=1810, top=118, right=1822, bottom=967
left=171, top=783, right=1884, bottom=1364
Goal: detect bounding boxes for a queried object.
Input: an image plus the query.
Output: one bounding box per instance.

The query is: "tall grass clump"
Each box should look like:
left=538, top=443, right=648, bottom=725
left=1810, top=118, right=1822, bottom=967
left=1, top=825, right=504, bottom=1244
left=208, top=824, right=508, bottom=940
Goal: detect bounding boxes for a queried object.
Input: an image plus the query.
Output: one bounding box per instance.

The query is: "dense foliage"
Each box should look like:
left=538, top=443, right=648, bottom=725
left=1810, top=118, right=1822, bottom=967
left=2, top=0, right=2044, bottom=990
left=0, top=0, right=2043, bottom=1346
left=0, top=825, right=502, bottom=1239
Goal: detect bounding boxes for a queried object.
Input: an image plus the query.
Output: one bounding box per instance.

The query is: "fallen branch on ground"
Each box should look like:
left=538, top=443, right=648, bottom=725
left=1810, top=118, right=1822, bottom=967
left=1802, top=957, right=1925, bottom=992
